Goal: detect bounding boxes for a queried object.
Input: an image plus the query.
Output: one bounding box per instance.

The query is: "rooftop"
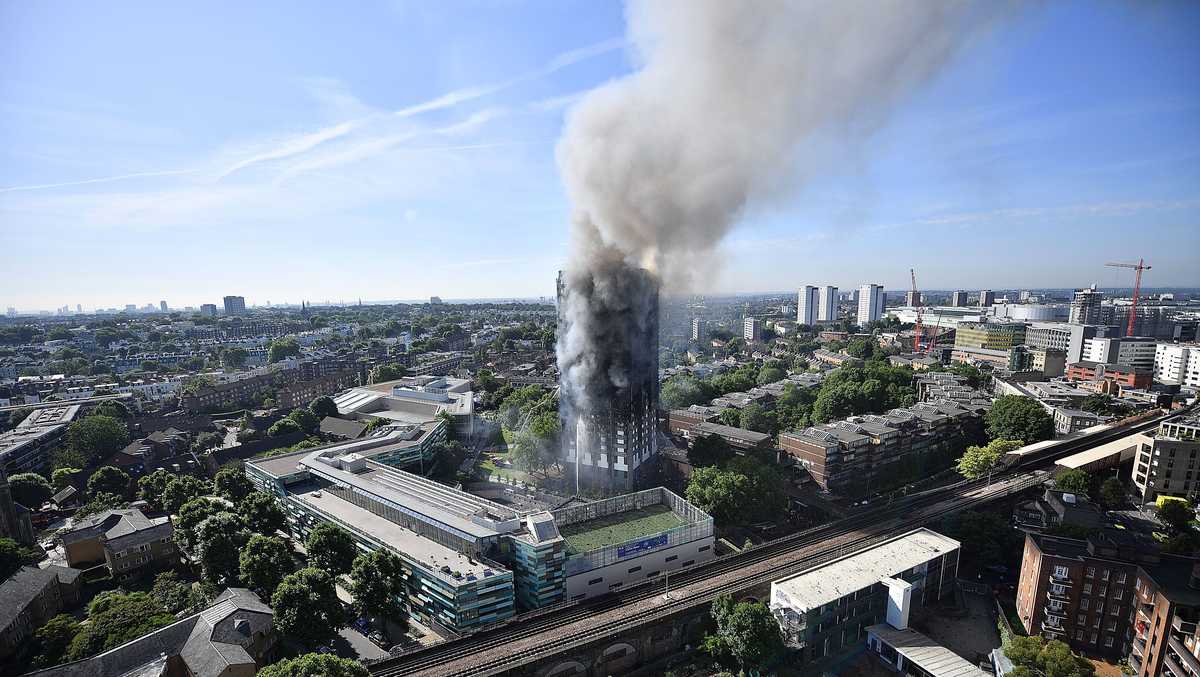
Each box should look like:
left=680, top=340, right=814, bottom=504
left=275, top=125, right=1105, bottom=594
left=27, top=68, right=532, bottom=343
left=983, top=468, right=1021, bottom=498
left=771, top=529, right=960, bottom=612
left=559, top=503, right=684, bottom=555
left=867, top=624, right=989, bottom=677
left=1055, top=431, right=1138, bottom=470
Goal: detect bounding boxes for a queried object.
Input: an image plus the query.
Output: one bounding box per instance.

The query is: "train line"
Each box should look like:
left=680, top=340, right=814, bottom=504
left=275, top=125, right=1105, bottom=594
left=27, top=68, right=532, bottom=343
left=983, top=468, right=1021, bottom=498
left=371, top=409, right=1177, bottom=676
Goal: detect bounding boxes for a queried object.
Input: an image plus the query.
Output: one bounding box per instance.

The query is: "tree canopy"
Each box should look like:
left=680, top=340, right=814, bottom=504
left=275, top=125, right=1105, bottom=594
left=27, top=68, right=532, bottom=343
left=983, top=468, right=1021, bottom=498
left=239, top=491, right=287, bottom=535
left=702, top=594, right=785, bottom=671
left=1053, top=468, right=1091, bottom=497
left=162, top=475, right=211, bottom=514
left=68, top=415, right=130, bottom=462
left=195, top=512, right=250, bottom=586
left=986, top=395, right=1054, bottom=444
left=1158, top=499, right=1195, bottom=534
left=348, top=549, right=406, bottom=621
left=240, top=534, right=296, bottom=597
left=86, top=465, right=130, bottom=498
left=268, top=337, right=302, bottom=363
left=137, top=469, right=175, bottom=511
left=67, top=591, right=175, bottom=661
left=685, top=456, right=785, bottom=526
left=258, top=654, right=369, bottom=677
left=1004, top=636, right=1095, bottom=677
left=306, top=522, right=358, bottom=576
left=9, top=472, right=53, bottom=508
left=214, top=466, right=255, bottom=503
left=688, top=434, right=735, bottom=469
left=271, top=568, right=345, bottom=648
left=957, top=439, right=1023, bottom=480
left=309, top=395, right=339, bottom=419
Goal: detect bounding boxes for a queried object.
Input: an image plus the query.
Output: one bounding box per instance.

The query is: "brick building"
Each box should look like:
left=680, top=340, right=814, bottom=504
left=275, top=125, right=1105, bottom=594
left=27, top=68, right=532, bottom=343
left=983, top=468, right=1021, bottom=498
left=1065, top=361, right=1152, bottom=390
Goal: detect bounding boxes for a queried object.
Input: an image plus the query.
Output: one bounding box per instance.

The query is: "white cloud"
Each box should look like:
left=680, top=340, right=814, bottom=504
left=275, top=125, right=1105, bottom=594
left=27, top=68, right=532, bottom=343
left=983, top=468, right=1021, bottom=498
left=0, top=168, right=200, bottom=194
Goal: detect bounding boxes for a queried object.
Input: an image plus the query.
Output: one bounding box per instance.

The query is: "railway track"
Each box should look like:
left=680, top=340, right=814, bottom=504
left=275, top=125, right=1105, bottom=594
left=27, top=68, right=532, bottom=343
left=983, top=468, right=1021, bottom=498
left=371, top=409, right=1177, bottom=676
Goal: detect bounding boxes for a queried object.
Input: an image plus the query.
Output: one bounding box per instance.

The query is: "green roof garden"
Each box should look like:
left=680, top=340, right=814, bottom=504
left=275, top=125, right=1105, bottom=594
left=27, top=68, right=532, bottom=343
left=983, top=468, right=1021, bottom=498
left=560, top=503, right=684, bottom=555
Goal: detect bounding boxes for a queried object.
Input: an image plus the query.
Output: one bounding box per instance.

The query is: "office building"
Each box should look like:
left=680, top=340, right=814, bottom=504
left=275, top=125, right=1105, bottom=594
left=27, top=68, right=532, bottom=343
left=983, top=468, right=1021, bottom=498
left=159, top=300, right=168, bottom=313
left=770, top=528, right=960, bottom=666
left=904, top=290, right=920, bottom=307
left=950, top=290, right=968, bottom=307
left=245, top=445, right=713, bottom=633
left=1065, top=362, right=1152, bottom=390
left=223, top=295, right=247, bottom=315
left=691, top=317, right=706, bottom=342
left=1070, top=286, right=1103, bottom=325
left=743, top=317, right=762, bottom=343
left=1026, top=322, right=1113, bottom=364
left=979, top=290, right=995, bottom=307
left=857, top=284, right=885, bottom=325
left=0, top=404, right=80, bottom=475
left=199, top=303, right=217, bottom=317
left=818, top=285, right=839, bottom=323
left=1019, top=290, right=1032, bottom=302
left=798, top=286, right=819, bottom=326
left=1131, top=412, right=1200, bottom=504
left=953, top=321, right=1026, bottom=351
left=59, top=508, right=177, bottom=578
left=1156, top=343, right=1200, bottom=388
left=1083, top=337, right=1158, bottom=372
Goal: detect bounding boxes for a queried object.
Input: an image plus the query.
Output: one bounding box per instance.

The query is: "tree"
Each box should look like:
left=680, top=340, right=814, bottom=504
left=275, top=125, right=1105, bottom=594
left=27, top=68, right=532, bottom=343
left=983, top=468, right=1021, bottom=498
left=150, top=570, right=206, bottom=614
left=703, top=594, right=784, bottom=671
left=1158, top=499, right=1195, bottom=534
left=1054, top=468, right=1091, bottom=497
left=368, top=364, right=407, bottom=384
left=0, top=537, right=40, bottom=580
left=1099, top=478, right=1126, bottom=510
left=348, top=549, right=406, bottom=620
left=67, top=592, right=175, bottom=660
left=51, top=467, right=79, bottom=490
left=137, top=469, right=175, bottom=512
left=214, top=466, right=255, bottom=503
left=688, top=434, right=735, bottom=468
left=268, top=337, right=302, bottom=363
left=175, top=497, right=225, bottom=551
left=238, top=491, right=287, bottom=535
left=75, top=492, right=127, bottom=518
left=162, top=476, right=211, bottom=514
left=846, top=338, right=877, bottom=360
left=756, top=366, right=786, bottom=386
left=86, top=465, right=131, bottom=498
left=306, top=523, right=358, bottom=576
left=271, top=568, right=345, bottom=648
left=309, top=395, right=338, bottom=419
left=9, top=472, right=53, bottom=508
left=222, top=347, right=248, bottom=369
left=92, top=400, right=131, bottom=419
left=985, top=395, right=1054, bottom=444
left=32, top=614, right=80, bottom=668
left=939, top=510, right=1023, bottom=572
left=957, top=439, right=1023, bottom=480
left=240, top=534, right=296, bottom=596
left=739, top=403, right=775, bottom=434
left=258, top=653, right=369, bottom=677
left=286, top=408, right=319, bottom=433
left=195, top=512, right=250, bottom=586
left=268, top=418, right=302, bottom=437
left=1004, top=636, right=1095, bottom=677
left=685, top=458, right=784, bottom=527
left=717, top=409, right=742, bottom=427
left=191, top=430, right=223, bottom=453
left=67, top=415, right=130, bottom=462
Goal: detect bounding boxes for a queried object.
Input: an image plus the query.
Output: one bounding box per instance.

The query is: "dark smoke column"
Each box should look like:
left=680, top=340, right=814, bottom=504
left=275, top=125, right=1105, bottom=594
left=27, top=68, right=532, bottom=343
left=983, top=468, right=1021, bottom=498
left=557, top=261, right=659, bottom=495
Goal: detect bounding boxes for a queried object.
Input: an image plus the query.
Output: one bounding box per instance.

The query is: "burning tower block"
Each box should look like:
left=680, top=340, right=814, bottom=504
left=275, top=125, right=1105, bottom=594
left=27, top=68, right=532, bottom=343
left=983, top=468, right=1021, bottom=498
left=557, top=262, right=660, bottom=495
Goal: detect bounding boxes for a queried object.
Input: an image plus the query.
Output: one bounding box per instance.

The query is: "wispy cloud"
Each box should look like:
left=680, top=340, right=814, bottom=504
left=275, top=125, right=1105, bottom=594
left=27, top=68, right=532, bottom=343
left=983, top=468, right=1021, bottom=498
left=0, top=168, right=200, bottom=194
left=217, top=120, right=362, bottom=180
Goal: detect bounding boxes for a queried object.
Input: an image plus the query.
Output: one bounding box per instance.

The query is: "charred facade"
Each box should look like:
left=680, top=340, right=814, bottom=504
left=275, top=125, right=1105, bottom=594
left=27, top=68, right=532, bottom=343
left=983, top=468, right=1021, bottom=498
left=557, top=262, right=660, bottom=495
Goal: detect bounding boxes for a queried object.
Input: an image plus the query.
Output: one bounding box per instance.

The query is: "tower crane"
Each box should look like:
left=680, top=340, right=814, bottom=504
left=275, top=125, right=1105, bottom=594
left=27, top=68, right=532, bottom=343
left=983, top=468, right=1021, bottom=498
left=1105, top=259, right=1151, bottom=336
left=910, top=268, right=923, bottom=354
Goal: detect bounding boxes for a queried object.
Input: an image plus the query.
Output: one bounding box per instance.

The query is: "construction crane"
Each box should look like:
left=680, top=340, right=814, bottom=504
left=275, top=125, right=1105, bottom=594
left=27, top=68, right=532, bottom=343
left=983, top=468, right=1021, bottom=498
left=910, top=268, right=923, bottom=354
left=1105, top=259, right=1152, bottom=336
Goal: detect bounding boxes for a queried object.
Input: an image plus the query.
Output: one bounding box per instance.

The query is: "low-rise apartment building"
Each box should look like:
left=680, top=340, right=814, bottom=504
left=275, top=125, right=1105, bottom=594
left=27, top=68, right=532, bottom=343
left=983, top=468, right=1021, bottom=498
left=1156, top=343, right=1200, bottom=389
left=59, top=508, right=177, bottom=577
left=0, top=565, right=82, bottom=661
left=0, top=404, right=80, bottom=474
left=1129, top=556, right=1200, bottom=677
left=1131, top=412, right=1200, bottom=504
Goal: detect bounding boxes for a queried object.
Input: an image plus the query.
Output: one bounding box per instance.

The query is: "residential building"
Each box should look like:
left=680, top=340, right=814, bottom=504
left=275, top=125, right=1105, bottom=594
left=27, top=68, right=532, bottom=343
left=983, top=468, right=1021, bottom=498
left=1131, top=412, right=1200, bottom=504
left=222, top=295, right=246, bottom=315
left=1129, top=556, right=1200, bottom=677
left=674, top=420, right=772, bottom=451
left=770, top=528, right=960, bottom=666
left=979, top=290, right=996, bottom=307
left=954, top=321, right=1026, bottom=351
left=245, top=445, right=713, bottom=633
left=1066, top=362, right=1152, bottom=390
left=1014, top=489, right=1105, bottom=531
left=0, top=565, right=83, bottom=661
left=1155, top=343, right=1200, bottom=388
left=1026, top=322, right=1111, bottom=364
left=199, top=303, right=217, bottom=317
left=1070, top=286, right=1104, bottom=324
left=27, top=588, right=276, bottom=677
left=59, top=508, right=177, bottom=577
left=0, top=404, right=80, bottom=474
left=812, top=348, right=864, bottom=368
left=1054, top=407, right=1107, bottom=436
left=1015, top=531, right=1144, bottom=659
left=1083, top=337, right=1158, bottom=372
left=798, top=285, right=819, bottom=326
left=743, top=317, right=762, bottom=343
left=818, top=285, right=839, bottom=323
left=780, top=400, right=985, bottom=496
left=904, top=290, right=920, bottom=307
left=158, top=300, right=168, bottom=313
left=950, top=290, right=968, bottom=307
left=691, top=317, right=706, bottom=342
left=857, top=284, right=885, bottom=325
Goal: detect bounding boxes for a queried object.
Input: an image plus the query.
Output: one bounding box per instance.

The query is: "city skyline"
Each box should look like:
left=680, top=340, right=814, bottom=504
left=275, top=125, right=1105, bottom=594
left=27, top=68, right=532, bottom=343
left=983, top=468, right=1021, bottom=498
left=3, top=0, right=1199, bottom=308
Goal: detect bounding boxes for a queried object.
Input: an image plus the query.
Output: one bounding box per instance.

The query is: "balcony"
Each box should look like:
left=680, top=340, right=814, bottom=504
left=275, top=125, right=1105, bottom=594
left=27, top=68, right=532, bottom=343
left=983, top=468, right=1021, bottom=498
left=1173, top=614, right=1199, bottom=637
left=1044, top=606, right=1068, bottom=622
left=1047, top=588, right=1070, bottom=603
left=1133, top=635, right=1146, bottom=657
left=1041, top=621, right=1067, bottom=636
left=1049, top=574, right=1073, bottom=586
left=1169, top=637, right=1200, bottom=675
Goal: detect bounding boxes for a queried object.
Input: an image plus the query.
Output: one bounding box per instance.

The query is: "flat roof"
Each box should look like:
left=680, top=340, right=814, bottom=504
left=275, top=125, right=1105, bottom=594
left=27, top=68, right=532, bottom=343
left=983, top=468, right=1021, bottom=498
left=559, top=504, right=684, bottom=555
left=247, top=449, right=311, bottom=477
left=868, top=624, right=988, bottom=677
left=771, top=529, right=960, bottom=612
left=1055, top=431, right=1141, bottom=470
left=293, top=489, right=498, bottom=586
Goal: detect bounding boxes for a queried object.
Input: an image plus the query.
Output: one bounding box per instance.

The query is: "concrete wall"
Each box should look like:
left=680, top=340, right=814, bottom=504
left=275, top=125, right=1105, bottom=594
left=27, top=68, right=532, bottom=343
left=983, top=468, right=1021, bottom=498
left=563, top=537, right=715, bottom=600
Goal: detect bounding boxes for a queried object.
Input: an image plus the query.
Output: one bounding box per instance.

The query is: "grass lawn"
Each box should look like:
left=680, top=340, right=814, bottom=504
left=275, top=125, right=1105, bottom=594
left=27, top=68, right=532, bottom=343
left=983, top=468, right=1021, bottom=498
left=478, top=452, right=528, bottom=483
left=560, top=504, right=685, bottom=555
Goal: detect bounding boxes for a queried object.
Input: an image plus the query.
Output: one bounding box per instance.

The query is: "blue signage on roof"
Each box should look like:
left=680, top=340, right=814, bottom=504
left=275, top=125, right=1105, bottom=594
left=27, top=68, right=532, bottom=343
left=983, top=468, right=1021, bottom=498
left=618, top=533, right=669, bottom=559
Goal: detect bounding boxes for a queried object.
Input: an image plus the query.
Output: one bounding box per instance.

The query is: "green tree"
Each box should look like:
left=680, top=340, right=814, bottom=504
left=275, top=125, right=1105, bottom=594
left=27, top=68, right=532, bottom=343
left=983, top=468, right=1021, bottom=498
left=67, top=415, right=130, bottom=462
left=191, top=430, right=223, bottom=453
left=717, top=409, right=742, bottom=427
left=309, top=395, right=339, bottom=419
left=939, top=510, right=1023, bottom=572
left=306, top=523, right=358, bottom=576
left=703, top=594, right=785, bottom=671
left=150, top=570, right=206, bottom=614
left=688, top=434, right=735, bottom=468
left=162, top=475, right=211, bottom=514
left=92, top=400, right=131, bottom=419
left=9, top=472, right=53, bottom=507
left=136, top=469, right=175, bottom=511
left=271, top=568, right=345, bottom=648
left=195, top=512, right=250, bottom=586
left=67, top=592, right=175, bottom=660
left=739, top=403, right=775, bottom=434
left=240, top=534, right=296, bottom=596
left=348, top=549, right=406, bottom=620
left=51, top=467, right=79, bottom=491
left=175, top=497, right=225, bottom=551
left=258, top=653, right=369, bottom=677
left=75, top=492, right=127, bottom=518
left=845, top=338, right=877, bottom=360
left=1054, top=468, right=1091, bottom=497
left=1003, top=636, right=1095, bottom=677
left=1099, top=478, right=1126, bottom=510
left=685, top=458, right=784, bottom=527
left=985, top=395, right=1054, bottom=444
left=0, top=536, right=40, bottom=580
left=239, top=491, right=287, bottom=535
left=286, top=408, right=319, bottom=433
left=368, top=364, right=407, bottom=384
left=756, top=366, right=786, bottom=385
left=86, top=465, right=131, bottom=498
left=1158, top=499, right=1195, bottom=534
left=221, top=347, right=248, bottom=369
left=659, top=375, right=717, bottom=410
left=268, top=418, right=302, bottom=437
left=268, top=337, right=302, bottom=363
left=32, top=614, right=80, bottom=668
left=957, top=439, right=1023, bottom=480
left=214, top=466, right=255, bottom=503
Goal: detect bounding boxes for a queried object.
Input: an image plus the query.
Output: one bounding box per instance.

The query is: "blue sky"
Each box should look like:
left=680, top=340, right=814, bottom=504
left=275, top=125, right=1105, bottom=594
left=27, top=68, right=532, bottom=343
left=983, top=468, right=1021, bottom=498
left=1, top=0, right=1198, bottom=311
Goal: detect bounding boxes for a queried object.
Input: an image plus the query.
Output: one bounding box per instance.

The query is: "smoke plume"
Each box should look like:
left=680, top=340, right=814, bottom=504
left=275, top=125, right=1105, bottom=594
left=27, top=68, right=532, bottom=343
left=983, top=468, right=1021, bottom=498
left=557, top=0, right=1009, bottom=417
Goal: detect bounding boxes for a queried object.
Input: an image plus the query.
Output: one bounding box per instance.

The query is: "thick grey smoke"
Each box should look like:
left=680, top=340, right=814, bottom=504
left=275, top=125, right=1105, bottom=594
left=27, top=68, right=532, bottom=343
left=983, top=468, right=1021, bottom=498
left=557, top=0, right=1008, bottom=417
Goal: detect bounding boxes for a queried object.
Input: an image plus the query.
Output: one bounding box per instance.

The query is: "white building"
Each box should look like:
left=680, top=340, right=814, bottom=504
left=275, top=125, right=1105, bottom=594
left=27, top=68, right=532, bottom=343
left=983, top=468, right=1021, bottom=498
left=797, top=286, right=819, bottom=326
left=1155, top=343, right=1200, bottom=388
left=743, top=317, right=762, bottom=343
left=1082, top=337, right=1157, bottom=371
left=979, top=290, right=995, bottom=307
left=857, top=284, right=885, bottom=325
left=691, top=317, right=706, bottom=342
left=817, top=285, right=839, bottom=323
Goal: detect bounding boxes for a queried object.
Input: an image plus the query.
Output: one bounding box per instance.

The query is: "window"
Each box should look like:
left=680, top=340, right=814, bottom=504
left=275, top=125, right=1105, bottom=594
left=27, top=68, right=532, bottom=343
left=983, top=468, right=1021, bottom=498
left=1075, top=629, right=1084, bottom=640
left=682, top=560, right=695, bottom=567
left=1104, top=635, right=1114, bottom=648
left=1077, top=614, right=1087, bottom=625
left=1083, top=583, right=1093, bottom=595
left=1054, top=565, right=1069, bottom=579
left=628, top=566, right=642, bottom=574
left=1081, top=598, right=1090, bottom=610
left=665, top=555, right=678, bottom=563
left=588, top=577, right=603, bottom=585
left=1090, top=632, right=1098, bottom=644
left=1086, top=566, right=1096, bottom=578
left=698, top=545, right=711, bottom=552
left=645, top=571, right=660, bottom=578
left=1101, top=569, right=1110, bottom=581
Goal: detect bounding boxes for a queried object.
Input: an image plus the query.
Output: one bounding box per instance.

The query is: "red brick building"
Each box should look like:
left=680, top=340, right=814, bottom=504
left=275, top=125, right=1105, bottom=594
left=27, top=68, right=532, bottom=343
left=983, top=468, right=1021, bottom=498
left=1066, top=361, right=1152, bottom=389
